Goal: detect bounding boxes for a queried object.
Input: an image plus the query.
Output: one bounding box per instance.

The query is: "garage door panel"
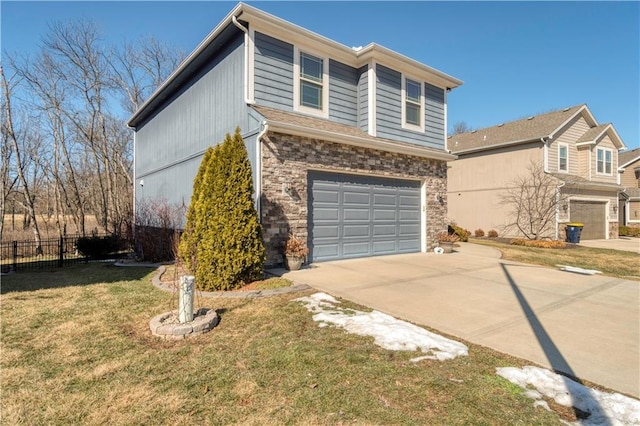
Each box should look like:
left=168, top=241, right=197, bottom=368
left=309, top=171, right=422, bottom=262
left=313, top=225, right=339, bottom=239
left=372, top=240, right=397, bottom=254
left=343, top=208, right=370, bottom=221
left=399, top=195, right=420, bottom=206
left=373, top=194, right=397, bottom=206
left=343, top=242, right=370, bottom=257
left=373, top=209, right=397, bottom=220
left=399, top=239, right=420, bottom=251
left=373, top=224, right=396, bottom=236
left=343, top=225, right=371, bottom=238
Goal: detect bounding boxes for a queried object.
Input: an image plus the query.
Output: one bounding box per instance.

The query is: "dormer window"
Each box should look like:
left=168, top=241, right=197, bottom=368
left=558, top=143, right=568, bottom=172
left=294, top=49, right=328, bottom=117
left=596, top=147, right=612, bottom=175
left=402, top=76, right=424, bottom=132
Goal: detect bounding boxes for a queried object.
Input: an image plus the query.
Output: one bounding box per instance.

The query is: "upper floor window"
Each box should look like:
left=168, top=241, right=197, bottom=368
left=300, top=52, right=323, bottom=109
left=402, top=76, right=424, bottom=132
left=596, top=147, right=612, bottom=175
left=558, top=143, right=568, bottom=172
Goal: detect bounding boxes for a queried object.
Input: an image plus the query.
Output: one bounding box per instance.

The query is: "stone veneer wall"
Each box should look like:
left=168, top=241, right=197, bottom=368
left=260, top=132, right=448, bottom=266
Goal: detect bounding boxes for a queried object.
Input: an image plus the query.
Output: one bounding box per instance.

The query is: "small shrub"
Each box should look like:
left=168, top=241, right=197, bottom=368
left=448, top=224, right=470, bottom=242
left=437, top=231, right=460, bottom=243
left=488, top=229, right=499, bottom=238
left=511, top=239, right=566, bottom=249
left=474, top=229, right=485, bottom=237
left=284, top=234, right=309, bottom=258
left=76, top=235, right=123, bottom=259
left=619, top=226, right=640, bottom=237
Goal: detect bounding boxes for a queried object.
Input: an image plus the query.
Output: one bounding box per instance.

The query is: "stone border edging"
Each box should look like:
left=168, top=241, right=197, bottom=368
left=150, top=265, right=311, bottom=299
left=149, top=308, right=219, bottom=339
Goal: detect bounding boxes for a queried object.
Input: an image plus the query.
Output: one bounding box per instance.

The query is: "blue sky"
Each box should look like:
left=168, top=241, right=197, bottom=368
left=2, top=1, right=639, bottom=149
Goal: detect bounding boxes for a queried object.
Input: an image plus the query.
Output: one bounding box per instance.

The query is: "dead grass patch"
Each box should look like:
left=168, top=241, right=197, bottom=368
left=472, top=237, right=640, bottom=279
left=1, top=264, right=568, bottom=424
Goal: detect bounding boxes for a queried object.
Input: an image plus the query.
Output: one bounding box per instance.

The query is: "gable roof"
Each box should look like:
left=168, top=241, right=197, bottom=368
left=619, top=147, right=640, bottom=168
left=252, top=105, right=456, bottom=161
left=128, top=2, right=463, bottom=128
left=449, top=105, right=589, bottom=154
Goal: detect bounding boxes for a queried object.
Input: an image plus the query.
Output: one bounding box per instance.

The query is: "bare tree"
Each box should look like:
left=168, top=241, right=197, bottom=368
left=500, top=161, right=566, bottom=240
left=1, top=65, right=43, bottom=252
left=450, top=121, right=473, bottom=135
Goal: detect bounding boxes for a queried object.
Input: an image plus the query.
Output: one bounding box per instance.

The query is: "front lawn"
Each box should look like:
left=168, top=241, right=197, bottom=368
left=471, top=238, right=640, bottom=280
left=1, top=264, right=575, bottom=424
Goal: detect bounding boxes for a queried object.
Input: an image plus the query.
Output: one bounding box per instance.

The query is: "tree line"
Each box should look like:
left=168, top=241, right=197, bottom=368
left=1, top=19, right=185, bottom=251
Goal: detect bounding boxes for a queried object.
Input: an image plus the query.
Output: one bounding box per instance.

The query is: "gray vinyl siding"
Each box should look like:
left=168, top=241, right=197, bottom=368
left=134, top=31, right=254, bottom=210
left=424, top=83, right=445, bottom=147
left=254, top=31, right=294, bottom=110
left=375, top=64, right=445, bottom=150
left=357, top=65, right=369, bottom=131
left=328, top=59, right=358, bottom=126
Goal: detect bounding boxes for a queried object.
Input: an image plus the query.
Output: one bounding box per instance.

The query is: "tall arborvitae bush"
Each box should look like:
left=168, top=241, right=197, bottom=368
left=178, top=147, right=214, bottom=273
left=178, top=128, right=265, bottom=291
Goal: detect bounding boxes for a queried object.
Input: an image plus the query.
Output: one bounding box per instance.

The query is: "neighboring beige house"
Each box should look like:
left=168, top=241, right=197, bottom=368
left=618, top=147, right=640, bottom=227
left=447, top=104, right=626, bottom=240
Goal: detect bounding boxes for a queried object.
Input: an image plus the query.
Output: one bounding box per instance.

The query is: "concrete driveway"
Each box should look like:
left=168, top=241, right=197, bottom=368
left=278, top=243, right=640, bottom=398
left=578, top=237, right=640, bottom=253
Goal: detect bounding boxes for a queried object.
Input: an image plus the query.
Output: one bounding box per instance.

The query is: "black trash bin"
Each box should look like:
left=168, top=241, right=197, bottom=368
left=565, top=223, right=584, bottom=243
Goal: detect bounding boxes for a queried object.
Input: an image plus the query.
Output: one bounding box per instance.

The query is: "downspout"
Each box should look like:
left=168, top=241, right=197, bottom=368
left=255, top=121, right=269, bottom=219
left=542, top=136, right=550, bottom=173
left=555, top=180, right=566, bottom=240
left=232, top=16, right=254, bottom=105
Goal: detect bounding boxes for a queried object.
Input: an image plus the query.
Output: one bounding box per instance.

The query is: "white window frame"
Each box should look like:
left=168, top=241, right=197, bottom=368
left=401, top=74, right=424, bottom=132
left=596, top=147, right=613, bottom=175
left=293, top=47, right=329, bottom=118
left=558, top=143, right=569, bottom=173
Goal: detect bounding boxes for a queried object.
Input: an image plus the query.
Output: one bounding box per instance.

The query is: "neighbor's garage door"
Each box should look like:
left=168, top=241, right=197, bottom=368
left=570, top=201, right=606, bottom=240
left=309, top=172, right=421, bottom=262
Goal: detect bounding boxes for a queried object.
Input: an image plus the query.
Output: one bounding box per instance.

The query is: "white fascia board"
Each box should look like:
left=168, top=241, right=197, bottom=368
left=265, top=120, right=457, bottom=161
left=357, top=43, right=463, bottom=90
left=241, top=5, right=462, bottom=90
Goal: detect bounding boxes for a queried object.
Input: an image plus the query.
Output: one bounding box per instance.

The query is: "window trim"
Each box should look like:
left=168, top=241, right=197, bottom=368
left=558, top=143, right=569, bottom=173
left=596, top=147, right=613, bottom=176
left=293, top=47, right=329, bottom=118
left=401, top=74, right=424, bottom=132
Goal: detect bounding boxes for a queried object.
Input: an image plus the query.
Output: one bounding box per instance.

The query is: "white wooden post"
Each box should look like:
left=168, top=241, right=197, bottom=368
left=179, top=275, right=195, bottom=323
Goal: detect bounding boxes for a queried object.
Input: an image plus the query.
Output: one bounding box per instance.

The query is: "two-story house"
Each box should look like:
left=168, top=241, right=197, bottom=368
left=618, top=148, right=640, bottom=227
left=127, top=3, right=462, bottom=265
left=447, top=105, right=626, bottom=240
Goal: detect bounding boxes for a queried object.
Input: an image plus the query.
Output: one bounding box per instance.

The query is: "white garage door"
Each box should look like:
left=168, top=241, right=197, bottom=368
left=308, top=172, right=422, bottom=262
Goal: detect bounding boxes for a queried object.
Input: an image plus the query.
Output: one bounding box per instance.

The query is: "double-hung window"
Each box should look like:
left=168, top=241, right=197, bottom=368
left=402, top=76, right=424, bottom=131
left=299, top=52, right=324, bottom=112
left=596, top=148, right=612, bottom=175
left=596, top=148, right=613, bottom=175
left=558, top=143, right=568, bottom=172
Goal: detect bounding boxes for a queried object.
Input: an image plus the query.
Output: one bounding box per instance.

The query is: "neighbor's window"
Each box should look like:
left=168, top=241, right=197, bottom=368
left=558, top=144, right=568, bottom=172
left=299, top=52, right=324, bottom=110
left=596, top=148, right=612, bottom=175
left=405, top=78, right=422, bottom=127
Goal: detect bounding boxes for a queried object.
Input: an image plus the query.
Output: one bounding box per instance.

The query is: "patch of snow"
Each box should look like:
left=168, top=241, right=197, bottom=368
left=497, top=366, right=640, bottom=425
left=295, top=292, right=468, bottom=361
left=557, top=265, right=602, bottom=275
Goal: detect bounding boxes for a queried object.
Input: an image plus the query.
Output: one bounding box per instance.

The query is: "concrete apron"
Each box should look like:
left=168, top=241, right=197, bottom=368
left=279, top=243, right=640, bottom=398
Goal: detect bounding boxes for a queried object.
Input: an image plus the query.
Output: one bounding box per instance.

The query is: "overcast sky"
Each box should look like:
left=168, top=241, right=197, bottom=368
left=3, top=1, right=638, bottom=149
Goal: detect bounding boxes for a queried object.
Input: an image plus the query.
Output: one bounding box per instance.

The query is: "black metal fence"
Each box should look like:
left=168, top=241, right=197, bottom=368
left=1, top=234, right=131, bottom=272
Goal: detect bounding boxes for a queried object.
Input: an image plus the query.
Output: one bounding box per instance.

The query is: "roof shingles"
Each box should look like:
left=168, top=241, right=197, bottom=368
left=449, top=105, right=585, bottom=153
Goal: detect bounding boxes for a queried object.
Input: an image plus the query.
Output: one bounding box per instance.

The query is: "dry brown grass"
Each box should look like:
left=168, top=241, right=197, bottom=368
left=1, top=264, right=568, bottom=424
left=2, top=214, right=106, bottom=242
